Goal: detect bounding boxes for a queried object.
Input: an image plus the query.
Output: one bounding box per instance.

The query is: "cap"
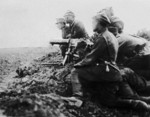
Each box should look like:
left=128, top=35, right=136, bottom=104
left=110, top=16, right=124, bottom=33
left=93, top=13, right=111, bottom=25
left=98, top=7, right=114, bottom=19
left=64, top=10, right=75, bottom=17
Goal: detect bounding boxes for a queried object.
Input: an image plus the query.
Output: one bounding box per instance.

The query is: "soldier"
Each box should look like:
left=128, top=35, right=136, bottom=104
left=113, top=29, right=150, bottom=99
left=56, top=18, right=70, bottom=58
left=64, top=10, right=88, bottom=38
left=116, top=33, right=150, bottom=80
left=56, top=18, right=70, bottom=39
left=71, top=12, right=122, bottom=100
left=61, top=11, right=90, bottom=62
left=70, top=13, right=150, bottom=110
left=117, top=34, right=147, bottom=60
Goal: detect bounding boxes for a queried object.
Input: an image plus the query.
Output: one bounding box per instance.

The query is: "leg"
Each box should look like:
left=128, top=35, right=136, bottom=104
left=116, top=81, right=150, bottom=110
left=135, top=70, right=150, bottom=81
left=59, top=45, right=68, bottom=58
left=120, top=67, right=147, bottom=92
left=71, top=69, right=83, bottom=96
left=126, top=54, right=150, bottom=79
left=139, top=82, right=150, bottom=96
left=116, top=98, right=150, bottom=111
left=118, top=81, right=139, bottom=99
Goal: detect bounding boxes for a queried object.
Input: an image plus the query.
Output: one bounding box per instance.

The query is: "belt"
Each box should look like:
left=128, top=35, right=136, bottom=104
left=96, top=59, right=120, bottom=72
left=104, top=61, right=120, bottom=72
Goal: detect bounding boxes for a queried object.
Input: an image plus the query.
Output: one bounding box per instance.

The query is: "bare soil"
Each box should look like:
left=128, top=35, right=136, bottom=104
left=0, top=46, right=149, bottom=117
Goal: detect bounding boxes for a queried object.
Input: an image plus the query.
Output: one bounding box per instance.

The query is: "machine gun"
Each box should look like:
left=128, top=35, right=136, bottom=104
left=49, top=39, right=79, bottom=66
left=49, top=39, right=93, bottom=66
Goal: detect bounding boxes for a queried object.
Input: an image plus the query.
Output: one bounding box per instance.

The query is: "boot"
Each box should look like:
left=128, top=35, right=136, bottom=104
left=118, top=81, right=137, bottom=99
left=117, top=99, right=150, bottom=111
left=66, top=70, right=83, bottom=107
left=130, top=100, right=150, bottom=111
left=71, top=69, right=83, bottom=97
left=72, top=83, right=83, bottom=97
left=66, top=82, right=83, bottom=107
left=139, top=96, right=150, bottom=104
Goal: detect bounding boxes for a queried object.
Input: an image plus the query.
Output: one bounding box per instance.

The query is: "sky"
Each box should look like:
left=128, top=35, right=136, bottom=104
left=0, top=0, right=150, bottom=48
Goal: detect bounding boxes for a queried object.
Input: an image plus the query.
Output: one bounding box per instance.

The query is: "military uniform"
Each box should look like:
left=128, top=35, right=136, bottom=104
left=117, top=34, right=147, bottom=59
left=71, top=12, right=123, bottom=105
left=69, top=12, right=150, bottom=110
left=68, top=20, right=88, bottom=38
left=74, top=29, right=120, bottom=81
left=117, top=33, right=150, bottom=80
left=75, top=29, right=123, bottom=104
left=61, top=27, right=70, bottom=39
left=61, top=11, right=89, bottom=61
left=64, top=11, right=88, bottom=39
left=71, top=29, right=150, bottom=109
left=126, top=54, right=150, bottom=80
left=56, top=18, right=70, bottom=57
left=59, top=26, right=70, bottom=57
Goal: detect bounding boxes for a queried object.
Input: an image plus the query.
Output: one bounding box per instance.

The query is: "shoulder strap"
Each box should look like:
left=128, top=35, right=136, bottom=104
left=102, top=34, right=120, bottom=72
left=102, top=34, right=112, bottom=63
left=70, top=21, right=75, bottom=35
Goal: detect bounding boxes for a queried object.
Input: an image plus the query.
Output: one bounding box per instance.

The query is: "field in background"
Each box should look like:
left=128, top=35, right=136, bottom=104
left=0, top=46, right=58, bottom=75
left=0, top=46, right=59, bottom=92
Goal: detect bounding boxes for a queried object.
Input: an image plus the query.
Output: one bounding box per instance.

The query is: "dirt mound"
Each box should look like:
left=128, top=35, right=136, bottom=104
left=0, top=49, right=150, bottom=117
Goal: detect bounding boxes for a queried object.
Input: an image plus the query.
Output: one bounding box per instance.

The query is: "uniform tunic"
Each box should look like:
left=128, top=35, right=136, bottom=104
left=59, top=26, right=70, bottom=57
left=61, top=26, right=70, bottom=39
left=69, top=20, right=88, bottom=38
left=117, top=34, right=148, bottom=59
left=76, top=29, right=118, bottom=66
left=72, top=29, right=122, bottom=106
left=117, top=34, right=150, bottom=80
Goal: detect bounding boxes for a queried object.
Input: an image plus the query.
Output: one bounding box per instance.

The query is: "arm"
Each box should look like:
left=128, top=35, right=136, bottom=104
left=62, top=27, right=70, bottom=39
left=74, top=37, right=106, bottom=67
left=71, top=22, right=88, bottom=38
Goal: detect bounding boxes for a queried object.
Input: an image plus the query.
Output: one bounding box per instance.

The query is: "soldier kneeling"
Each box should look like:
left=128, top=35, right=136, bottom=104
left=70, top=12, right=150, bottom=111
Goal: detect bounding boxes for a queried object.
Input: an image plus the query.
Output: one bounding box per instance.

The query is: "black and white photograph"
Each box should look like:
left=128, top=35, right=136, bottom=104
left=0, top=0, right=150, bottom=117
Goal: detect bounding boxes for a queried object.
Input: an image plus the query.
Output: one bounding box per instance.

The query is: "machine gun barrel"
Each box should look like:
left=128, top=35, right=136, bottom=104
left=49, top=39, right=69, bottom=45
